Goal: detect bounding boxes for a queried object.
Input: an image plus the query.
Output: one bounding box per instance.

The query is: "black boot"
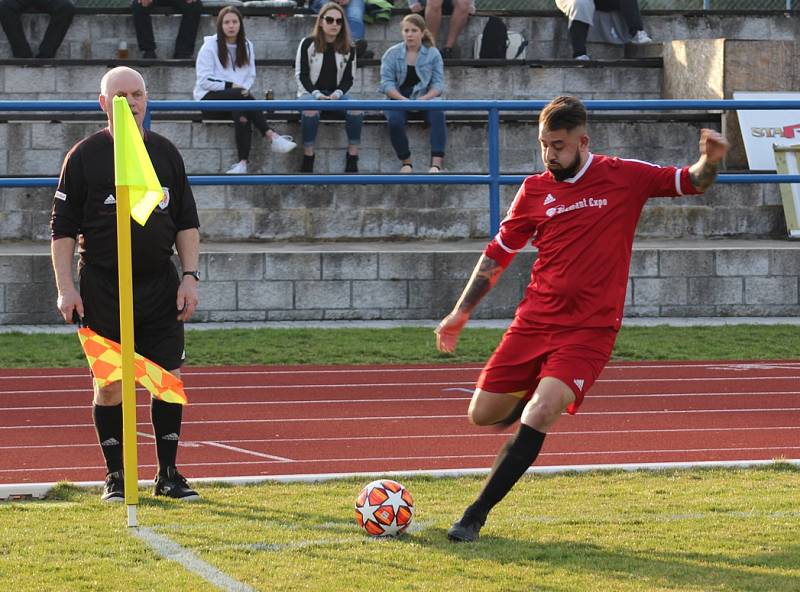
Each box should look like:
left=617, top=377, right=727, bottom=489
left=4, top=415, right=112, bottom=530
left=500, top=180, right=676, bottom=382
left=301, top=154, right=315, bottom=173
left=345, top=153, right=359, bottom=173
left=355, top=39, right=374, bottom=59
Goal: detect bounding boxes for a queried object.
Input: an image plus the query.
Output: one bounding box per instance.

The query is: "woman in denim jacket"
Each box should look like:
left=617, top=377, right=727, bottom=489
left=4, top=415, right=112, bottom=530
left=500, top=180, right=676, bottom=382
left=379, top=14, right=446, bottom=173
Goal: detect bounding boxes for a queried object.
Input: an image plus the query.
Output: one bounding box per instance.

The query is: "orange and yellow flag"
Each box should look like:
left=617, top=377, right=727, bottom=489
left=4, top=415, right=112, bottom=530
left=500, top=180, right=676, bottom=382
left=78, top=327, right=188, bottom=405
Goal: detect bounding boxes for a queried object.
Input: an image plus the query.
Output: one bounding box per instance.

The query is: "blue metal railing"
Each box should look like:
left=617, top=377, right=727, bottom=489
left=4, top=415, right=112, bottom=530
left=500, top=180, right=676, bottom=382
left=1, top=98, right=799, bottom=235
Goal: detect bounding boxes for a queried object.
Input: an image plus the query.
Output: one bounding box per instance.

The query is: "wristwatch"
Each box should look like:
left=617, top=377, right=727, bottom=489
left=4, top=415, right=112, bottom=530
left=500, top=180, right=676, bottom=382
left=182, top=270, right=200, bottom=282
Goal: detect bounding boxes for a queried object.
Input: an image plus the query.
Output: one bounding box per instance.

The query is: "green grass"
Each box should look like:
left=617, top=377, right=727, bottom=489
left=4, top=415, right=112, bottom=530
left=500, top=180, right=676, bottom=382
left=2, top=324, right=799, bottom=590
left=1, top=324, right=799, bottom=367
left=2, top=467, right=799, bottom=591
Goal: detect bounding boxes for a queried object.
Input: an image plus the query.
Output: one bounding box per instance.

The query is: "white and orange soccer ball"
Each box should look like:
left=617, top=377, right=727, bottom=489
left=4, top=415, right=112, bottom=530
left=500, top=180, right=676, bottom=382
left=354, top=479, right=415, bottom=537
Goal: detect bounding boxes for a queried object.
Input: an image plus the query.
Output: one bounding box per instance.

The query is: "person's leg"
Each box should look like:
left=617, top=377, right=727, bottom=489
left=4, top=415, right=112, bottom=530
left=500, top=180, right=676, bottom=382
left=424, top=0, right=443, bottom=44
left=151, top=389, right=182, bottom=476
left=344, top=0, right=365, bottom=41
left=130, top=0, right=156, bottom=55
left=30, top=0, right=74, bottom=58
left=448, top=378, right=574, bottom=542
left=0, top=0, right=33, bottom=58
left=93, top=381, right=124, bottom=475
left=385, top=109, right=411, bottom=169
left=569, top=20, right=590, bottom=58
left=618, top=0, right=643, bottom=34
left=301, top=110, right=321, bottom=153
left=233, top=110, right=253, bottom=163
left=444, top=0, right=470, bottom=51
left=168, top=0, right=201, bottom=58
left=425, top=108, right=446, bottom=170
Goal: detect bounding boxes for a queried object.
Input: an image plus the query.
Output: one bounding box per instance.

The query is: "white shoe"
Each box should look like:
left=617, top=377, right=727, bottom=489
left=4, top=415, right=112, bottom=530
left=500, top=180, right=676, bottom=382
left=225, top=161, right=247, bottom=174
left=631, top=30, right=653, bottom=44
left=271, top=135, right=297, bottom=154
left=574, top=54, right=591, bottom=61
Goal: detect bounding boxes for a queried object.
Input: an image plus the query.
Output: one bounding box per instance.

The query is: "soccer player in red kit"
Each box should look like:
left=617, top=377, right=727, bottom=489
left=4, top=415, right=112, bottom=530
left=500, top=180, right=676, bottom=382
left=435, top=95, right=729, bottom=542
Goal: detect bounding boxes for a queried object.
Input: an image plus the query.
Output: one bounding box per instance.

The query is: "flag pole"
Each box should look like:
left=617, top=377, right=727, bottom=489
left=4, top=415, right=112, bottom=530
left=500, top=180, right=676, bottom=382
left=113, top=97, right=140, bottom=527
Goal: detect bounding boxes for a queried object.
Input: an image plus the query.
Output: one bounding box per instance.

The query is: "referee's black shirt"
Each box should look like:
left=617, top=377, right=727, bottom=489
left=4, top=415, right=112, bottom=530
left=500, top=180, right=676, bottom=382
left=50, top=128, right=200, bottom=277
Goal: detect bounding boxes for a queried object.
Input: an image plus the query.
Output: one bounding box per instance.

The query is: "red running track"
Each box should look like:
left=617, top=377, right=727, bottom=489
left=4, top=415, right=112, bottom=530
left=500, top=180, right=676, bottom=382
left=1, top=361, right=799, bottom=485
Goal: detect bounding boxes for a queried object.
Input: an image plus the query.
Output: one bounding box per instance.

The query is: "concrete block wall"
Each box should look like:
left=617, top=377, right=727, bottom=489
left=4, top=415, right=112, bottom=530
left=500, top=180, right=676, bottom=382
left=2, top=243, right=799, bottom=324
left=0, top=12, right=794, bottom=61
left=626, top=245, right=800, bottom=317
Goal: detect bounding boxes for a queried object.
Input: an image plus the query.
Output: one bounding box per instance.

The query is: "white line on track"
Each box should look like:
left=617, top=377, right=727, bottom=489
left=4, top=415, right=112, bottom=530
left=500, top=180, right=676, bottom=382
left=132, top=527, right=256, bottom=592
left=5, top=360, right=800, bottom=380
left=2, top=407, right=799, bottom=431
left=4, top=444, right=800, bottom=474
left=3, top=425, right=799, bottom=451
left=3, top=390, right=799, bottom=412
left=201, top=441, right=292, bottom=462
left=4, top=374, right=800, bottom=396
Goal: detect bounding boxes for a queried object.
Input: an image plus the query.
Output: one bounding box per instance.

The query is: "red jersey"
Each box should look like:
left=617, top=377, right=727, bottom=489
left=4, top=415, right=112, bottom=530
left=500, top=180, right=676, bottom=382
left=484, top=153, right=702, bottom=329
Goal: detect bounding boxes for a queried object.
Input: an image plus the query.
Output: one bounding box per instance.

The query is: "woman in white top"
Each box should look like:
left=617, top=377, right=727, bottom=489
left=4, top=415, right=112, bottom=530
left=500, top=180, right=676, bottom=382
left=193, top=6, right=296, bottom=174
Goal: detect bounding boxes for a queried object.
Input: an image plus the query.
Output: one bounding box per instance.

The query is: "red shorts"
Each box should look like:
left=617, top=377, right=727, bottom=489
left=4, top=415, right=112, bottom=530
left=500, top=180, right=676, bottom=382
left=476, top=320, right=618, bottom=414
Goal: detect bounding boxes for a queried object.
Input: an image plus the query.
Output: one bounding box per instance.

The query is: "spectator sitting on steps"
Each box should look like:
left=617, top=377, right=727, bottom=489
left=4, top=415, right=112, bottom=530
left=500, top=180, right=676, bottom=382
left=131, top=0, right=203, bottom=59
left=556, top=0, right=652, bottom=60
left=0, top=0, right=75, bottom=58
left=309, top=0, right=373, bottom=59
left=193, top=5, right=296, bottom=175
left=295, top=2, right=363, bottom=173
left=408, top=0, right=474, bottom=59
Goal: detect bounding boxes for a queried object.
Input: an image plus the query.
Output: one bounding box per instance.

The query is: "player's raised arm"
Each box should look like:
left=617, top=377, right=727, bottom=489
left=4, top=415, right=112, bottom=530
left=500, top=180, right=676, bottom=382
left=434, top=254, right=505, bottom=353
left=689, top=128, right=729, bottom=192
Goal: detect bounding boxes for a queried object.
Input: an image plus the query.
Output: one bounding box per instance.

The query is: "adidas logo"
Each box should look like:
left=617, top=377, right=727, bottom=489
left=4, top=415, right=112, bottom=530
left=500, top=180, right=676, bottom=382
left=100, top=437, right=120, bottom=447
left=544, top=193, right=556, bottom=205
left=161, top=433, right=180, bottom=441
left=573, top=378, right=585, bottom=392
left=104, top=194, right=116, bottom=205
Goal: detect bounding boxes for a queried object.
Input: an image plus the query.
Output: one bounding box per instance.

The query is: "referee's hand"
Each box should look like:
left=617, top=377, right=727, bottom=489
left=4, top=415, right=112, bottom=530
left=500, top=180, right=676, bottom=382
left=176, top=276, right=199, bottom=322
left=435, top=310, right=469, bottom=353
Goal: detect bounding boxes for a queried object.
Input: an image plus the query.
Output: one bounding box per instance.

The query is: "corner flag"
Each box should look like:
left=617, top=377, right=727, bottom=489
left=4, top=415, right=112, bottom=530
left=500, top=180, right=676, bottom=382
left=112, top=96, right=163, bottom=225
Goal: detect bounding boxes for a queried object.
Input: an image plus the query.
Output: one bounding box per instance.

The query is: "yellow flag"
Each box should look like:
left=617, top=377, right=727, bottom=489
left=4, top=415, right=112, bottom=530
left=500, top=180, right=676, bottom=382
left=112, top=96, right=163, bottom=226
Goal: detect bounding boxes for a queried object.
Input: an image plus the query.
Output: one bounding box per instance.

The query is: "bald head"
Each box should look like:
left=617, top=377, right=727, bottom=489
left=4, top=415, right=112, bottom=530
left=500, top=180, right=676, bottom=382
left=100, top=66, right=147, bottom=97
left=99, top=67, right=148, bottom=134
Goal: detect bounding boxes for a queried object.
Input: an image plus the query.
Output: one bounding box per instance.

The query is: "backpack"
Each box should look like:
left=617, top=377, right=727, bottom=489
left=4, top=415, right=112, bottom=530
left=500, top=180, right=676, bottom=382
left=363, top=0, right=393, bottom=23
left=474, top=17, right=528, bottom=60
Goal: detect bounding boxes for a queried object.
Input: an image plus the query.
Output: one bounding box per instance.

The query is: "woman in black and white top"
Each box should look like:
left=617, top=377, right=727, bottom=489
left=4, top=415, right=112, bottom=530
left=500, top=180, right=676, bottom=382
left=295, top=2, right=363, bottom=173
left=194, top=6, right=296, bottom=174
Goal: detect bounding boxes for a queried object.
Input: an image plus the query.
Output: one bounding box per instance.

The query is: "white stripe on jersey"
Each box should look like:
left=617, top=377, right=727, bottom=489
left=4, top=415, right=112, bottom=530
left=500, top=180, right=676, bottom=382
left=495, top=233, right=523, bottom=254
left=500, top=184, right=526, bottom=222
left=674, top=168, right=683, bottom=195
left=620, top=157, right=661, bottom=168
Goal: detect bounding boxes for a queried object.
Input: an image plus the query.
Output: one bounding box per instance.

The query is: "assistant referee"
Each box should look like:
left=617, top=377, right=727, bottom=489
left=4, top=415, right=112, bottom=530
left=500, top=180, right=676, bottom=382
left=50, top=66, right=201, bottom=502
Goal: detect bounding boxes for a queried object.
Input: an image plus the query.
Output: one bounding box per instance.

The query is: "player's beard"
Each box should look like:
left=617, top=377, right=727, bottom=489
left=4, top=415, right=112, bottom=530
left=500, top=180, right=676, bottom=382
left=546, top=149, right=582, bottom=182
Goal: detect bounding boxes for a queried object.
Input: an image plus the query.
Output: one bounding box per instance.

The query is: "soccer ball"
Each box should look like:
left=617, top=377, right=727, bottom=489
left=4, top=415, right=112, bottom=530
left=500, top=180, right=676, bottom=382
left=354, top=479, right=415, bottom=537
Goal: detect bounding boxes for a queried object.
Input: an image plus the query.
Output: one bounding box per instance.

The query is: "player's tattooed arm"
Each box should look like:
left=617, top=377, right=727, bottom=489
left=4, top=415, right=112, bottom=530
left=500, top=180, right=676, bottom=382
left=454, top=254, right=505, bottom=315
left=688, top=158, right=719, bottom=192
left=689, top=128, right=729, bottom=191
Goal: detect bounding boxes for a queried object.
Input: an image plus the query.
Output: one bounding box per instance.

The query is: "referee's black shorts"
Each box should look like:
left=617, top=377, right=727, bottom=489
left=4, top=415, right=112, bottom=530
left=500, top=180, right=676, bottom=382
left=79, top=262, right=185, bottom=371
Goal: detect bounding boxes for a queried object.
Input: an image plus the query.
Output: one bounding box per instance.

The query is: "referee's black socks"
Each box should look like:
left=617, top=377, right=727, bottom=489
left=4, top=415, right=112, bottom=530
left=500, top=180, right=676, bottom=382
left=93, top=403, right=124, bottom=474
left=463, top=423, right=546, bottom=522
left=151, top=398, right=183, bottom=476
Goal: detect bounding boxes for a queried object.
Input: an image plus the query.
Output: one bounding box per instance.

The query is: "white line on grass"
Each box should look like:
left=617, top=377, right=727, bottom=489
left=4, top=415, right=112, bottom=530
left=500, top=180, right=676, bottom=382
left=131, top=527, right=255, bottom=592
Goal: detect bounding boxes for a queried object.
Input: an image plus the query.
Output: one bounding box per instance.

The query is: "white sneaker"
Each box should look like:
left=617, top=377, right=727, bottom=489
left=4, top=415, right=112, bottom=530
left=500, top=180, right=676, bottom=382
left=574, top=54, right=591, bottom=61
left=271, top=135, right=297, bottom=154
left=631, top=30, right=653, bottom=44
left=225, top=161, right=247, bottom=174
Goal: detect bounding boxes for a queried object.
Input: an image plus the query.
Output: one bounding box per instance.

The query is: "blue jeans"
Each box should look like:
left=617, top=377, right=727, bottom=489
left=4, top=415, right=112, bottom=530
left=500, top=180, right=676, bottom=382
left=310, top=0, right=365, bottom=40
left=385, top=108, right=447, bottom=160
left=300, top=93, right=363, bottom=148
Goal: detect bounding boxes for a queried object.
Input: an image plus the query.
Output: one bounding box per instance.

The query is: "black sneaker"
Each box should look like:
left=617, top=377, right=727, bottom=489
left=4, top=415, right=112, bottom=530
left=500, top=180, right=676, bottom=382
left=447, top=513, right=486, bottom=542
left=153, top=467, right=200, bottom=501
left=101, top=470, right=125, bottom=503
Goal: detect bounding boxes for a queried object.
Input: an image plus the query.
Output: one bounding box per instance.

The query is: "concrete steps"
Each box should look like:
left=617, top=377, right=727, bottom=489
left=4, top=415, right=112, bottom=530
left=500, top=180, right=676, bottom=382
left=0, top=11, right=794, bottom=61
